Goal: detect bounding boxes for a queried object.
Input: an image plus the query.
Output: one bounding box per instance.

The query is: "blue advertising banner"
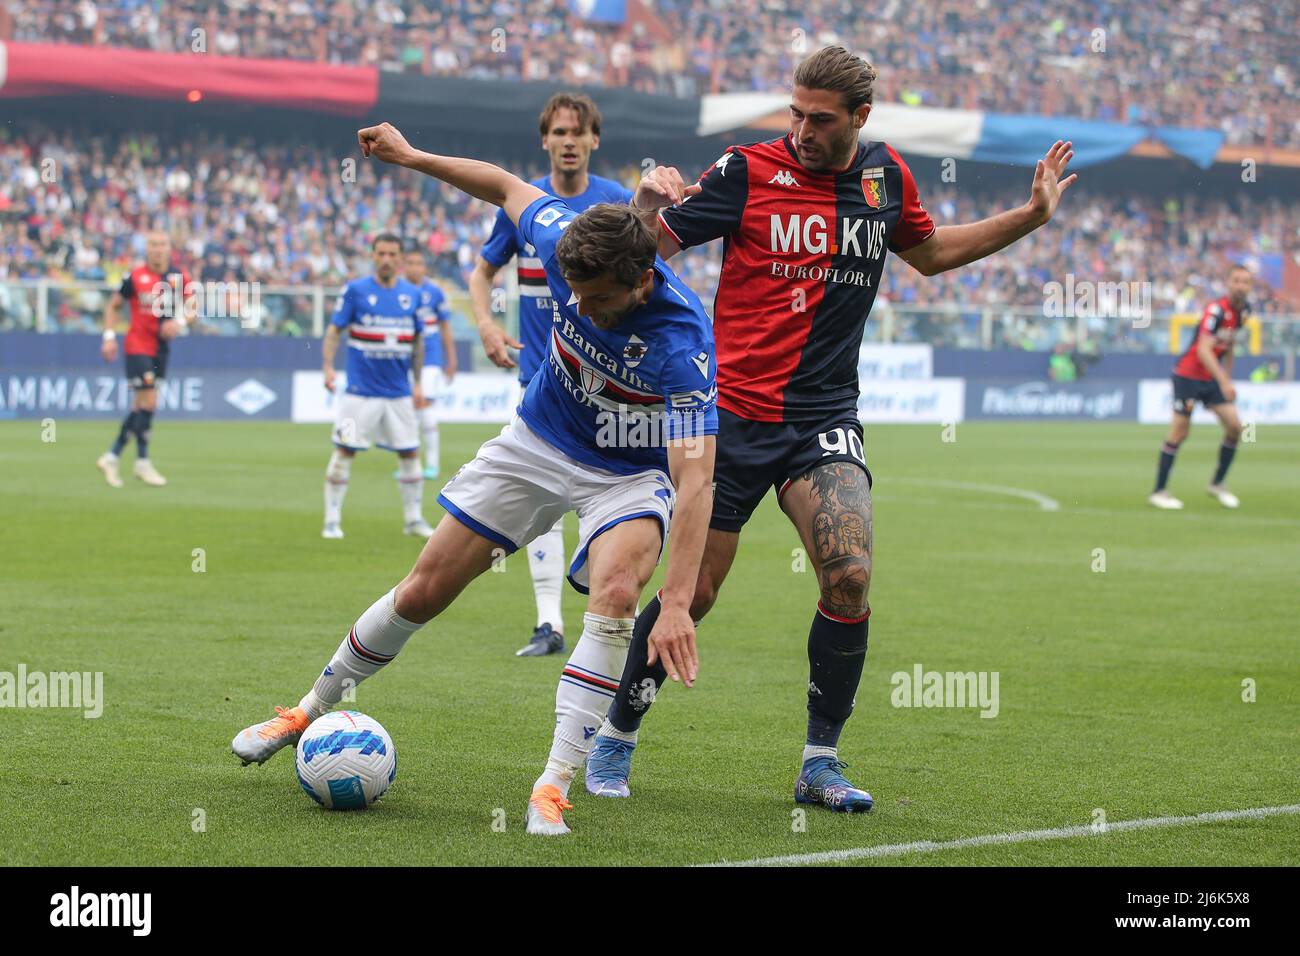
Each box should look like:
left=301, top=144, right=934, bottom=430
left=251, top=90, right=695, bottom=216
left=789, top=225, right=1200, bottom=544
left=966, top=379, right=1138, bottom=420
left=0, top=369, right=293, bottom=420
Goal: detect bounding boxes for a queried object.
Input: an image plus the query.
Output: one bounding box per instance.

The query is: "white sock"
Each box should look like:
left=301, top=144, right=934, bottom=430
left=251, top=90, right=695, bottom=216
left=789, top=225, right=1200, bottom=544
left=534, top=612, right=632, bottom=796
left=528, top=521, right=565, bottom=634
left=802, top=744, right=838, bottom=764
left=596, top=717, right=637, bottom=744
left=420, top=406, right=440, bottom=474
left=397, top=455, right=424, bottom=524
left=324, top=450, right=351, bottom=526
left=300, top=588, right=422, bottom=719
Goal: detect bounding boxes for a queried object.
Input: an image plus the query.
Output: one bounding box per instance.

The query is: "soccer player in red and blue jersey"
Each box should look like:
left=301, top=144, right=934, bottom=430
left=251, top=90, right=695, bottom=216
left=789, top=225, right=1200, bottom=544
left=470, top=92, right=633, bottom=659
left=97, top=231, right=193, bottom=488
left=1149, top=265, right=1252, bottom=510
left=586, top=45, right=1077, bottom=812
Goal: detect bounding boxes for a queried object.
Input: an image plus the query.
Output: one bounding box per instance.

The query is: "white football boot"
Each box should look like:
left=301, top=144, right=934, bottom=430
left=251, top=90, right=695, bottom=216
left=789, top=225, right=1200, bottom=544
left=134, top=459, right=167, bottom=486
left=232, top=705, right=311, bottom=766
left=525, top=785, right=573, bottom=836
left=1148, top=490, right=1184, bottom=510
left=322, top=523, right=345, bottom=539
left=96, top=453, right=124, bottom=488
left=403, top=518, right=435, bottom=538
left=1207, top=485, right=1240, bottom=509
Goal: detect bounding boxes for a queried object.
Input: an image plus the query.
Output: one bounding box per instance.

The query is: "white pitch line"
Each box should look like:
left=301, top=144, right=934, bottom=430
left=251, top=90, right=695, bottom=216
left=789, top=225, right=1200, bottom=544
left=703, top=803, right=1300, bottom=867
left=893, top=478, right=1060, bottom=512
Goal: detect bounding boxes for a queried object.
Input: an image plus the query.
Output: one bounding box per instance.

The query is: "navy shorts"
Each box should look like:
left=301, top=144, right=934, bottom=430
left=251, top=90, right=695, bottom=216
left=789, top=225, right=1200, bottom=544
left=125, top=351, right=168, bottom=389
left=711, top=406, right=872, bottom=532
left=1171, top=374, right=1226, bottom=415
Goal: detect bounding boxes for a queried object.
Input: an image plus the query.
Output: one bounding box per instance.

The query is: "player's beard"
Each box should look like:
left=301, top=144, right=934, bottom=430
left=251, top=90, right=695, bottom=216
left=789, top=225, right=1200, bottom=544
left=799, top=124, right=859, bottom=173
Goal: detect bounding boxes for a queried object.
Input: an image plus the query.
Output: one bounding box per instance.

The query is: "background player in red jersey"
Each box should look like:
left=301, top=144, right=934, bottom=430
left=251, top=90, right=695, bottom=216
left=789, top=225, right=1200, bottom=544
left=96, top=231, right=193, bottom=488
left=1149, top=265, right=1253, bottom=511
left=585, top=45, right=1076, bottom=811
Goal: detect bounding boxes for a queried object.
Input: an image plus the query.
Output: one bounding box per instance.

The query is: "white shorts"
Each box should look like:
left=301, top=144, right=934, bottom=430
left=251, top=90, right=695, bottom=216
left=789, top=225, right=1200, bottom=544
left=332, top=393, right=419, bottom=452
left=438, top=416, right=675, bottom=593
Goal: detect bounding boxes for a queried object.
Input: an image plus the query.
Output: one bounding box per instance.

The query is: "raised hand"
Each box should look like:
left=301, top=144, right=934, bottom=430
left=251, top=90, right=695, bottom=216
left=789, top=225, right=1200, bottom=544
left=1027, top=140, right=1077, bottom=224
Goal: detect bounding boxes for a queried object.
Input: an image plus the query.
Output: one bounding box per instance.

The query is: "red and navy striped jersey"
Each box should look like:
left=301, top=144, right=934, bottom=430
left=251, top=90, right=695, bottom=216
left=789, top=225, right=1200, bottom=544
left=118, top=264, right=191, bottom=357
left=1173, top=296, right=1248, bottom=381
left=660, top=134, right=935, bottom=422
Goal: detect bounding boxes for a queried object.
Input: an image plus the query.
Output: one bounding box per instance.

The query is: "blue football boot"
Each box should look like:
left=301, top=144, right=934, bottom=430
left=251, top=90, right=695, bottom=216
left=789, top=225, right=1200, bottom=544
left=794, top=755, right=874, bottom=812
left=585, top=734, right=636, bottom=798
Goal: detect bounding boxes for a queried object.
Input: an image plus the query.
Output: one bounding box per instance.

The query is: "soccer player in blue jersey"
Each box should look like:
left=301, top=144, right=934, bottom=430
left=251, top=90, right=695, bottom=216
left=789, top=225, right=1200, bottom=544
left=232, top=122, right=717, bottom=837
left=399, top=247, right=458, bottom=480
left=320, top=234, right=434, bottom=540
left=470, top=92, right=633, bottom=658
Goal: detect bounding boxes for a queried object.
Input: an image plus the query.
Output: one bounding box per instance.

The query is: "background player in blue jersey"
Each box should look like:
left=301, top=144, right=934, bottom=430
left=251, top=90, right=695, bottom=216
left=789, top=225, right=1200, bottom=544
left=397, top=246, right=458, bottom=480
left=233, top=122, right=717, bottom=838
left=320, top=234, right=433, bottom=540
left=470, top=92, right=633, bottom=659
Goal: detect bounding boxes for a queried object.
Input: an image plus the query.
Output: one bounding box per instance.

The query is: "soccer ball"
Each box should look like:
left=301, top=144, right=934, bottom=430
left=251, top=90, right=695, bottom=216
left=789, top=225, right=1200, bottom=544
left=295, top=710, right=396, bottom=810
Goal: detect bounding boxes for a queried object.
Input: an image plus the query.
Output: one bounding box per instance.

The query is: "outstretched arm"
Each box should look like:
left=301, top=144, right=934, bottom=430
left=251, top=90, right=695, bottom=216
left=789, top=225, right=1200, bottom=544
left=358, top=122, right=547, bottom=226
left=898, top=140, right=1077, bottom=277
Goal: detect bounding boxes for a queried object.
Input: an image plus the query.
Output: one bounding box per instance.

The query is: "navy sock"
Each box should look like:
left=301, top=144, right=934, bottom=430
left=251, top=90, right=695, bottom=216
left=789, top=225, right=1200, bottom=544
left=806, top=605, right=869, bottom=748
left=1213, top=440, right=1237, bottom=485
left=606, top=594, right=666, bottom=734
left=110, top=411, right=136, bottom=456
left=134, top=410, right=154, bottom=459
left=1153, top=439, right=1181, bottom=492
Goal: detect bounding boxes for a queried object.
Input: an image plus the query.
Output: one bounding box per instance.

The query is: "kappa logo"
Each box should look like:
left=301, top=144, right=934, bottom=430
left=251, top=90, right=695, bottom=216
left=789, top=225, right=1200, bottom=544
left=691, top=351, right=710, bottom=378
left=714, top=152, right=732, bottom=177
left=768, top=169, right=802, bottom=187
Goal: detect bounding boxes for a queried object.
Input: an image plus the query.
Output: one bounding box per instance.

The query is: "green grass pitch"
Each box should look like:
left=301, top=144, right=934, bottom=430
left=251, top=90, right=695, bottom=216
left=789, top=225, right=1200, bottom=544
left=1, top=419, right=1297, bottom=866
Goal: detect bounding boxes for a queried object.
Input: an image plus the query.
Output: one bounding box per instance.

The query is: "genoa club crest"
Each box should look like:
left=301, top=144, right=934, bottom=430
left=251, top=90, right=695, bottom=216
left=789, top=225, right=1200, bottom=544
left=861, top=167, right=887, bottom=209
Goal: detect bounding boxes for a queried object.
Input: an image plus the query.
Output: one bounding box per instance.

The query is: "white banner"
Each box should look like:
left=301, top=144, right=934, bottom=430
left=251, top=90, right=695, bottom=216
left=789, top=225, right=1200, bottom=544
left=1138, top=379, right=1300, bottom=424
left=857, top=343, right=933, bottom=380
left=857, top=378, right=965, bottom=423
left=292, top=371, right=522, bottom=424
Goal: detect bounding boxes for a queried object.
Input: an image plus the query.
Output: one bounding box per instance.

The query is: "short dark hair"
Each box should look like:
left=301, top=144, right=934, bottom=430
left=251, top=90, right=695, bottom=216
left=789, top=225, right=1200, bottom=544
left=372, top=233, right=402, bottom=251
left=1228, top=263, right=1252, bottom=277
left=539, top=92, right=602, bottom=138
left=555, top=204, right=655, bottom=288
left=793, top=45, right=878, bottom=113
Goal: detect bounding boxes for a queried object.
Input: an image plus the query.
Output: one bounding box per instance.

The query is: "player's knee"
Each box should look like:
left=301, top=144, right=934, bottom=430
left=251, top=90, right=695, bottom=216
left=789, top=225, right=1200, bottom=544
left=591, top=574, right=641, bottom=619
left=817, top=556, right=871, bottom=619
left=326, top=451, right=352, bottom=482
left=1225, top=422, right=1243, bottom=443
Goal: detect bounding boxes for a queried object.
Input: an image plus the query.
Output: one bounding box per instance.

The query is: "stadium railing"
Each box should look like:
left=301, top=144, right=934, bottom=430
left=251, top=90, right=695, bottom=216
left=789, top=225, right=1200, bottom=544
left=3, top=278, right=1296, bottom=370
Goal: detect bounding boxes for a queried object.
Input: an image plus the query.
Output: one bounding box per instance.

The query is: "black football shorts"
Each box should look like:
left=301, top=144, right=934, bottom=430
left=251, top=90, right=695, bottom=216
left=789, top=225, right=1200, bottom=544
left=1171, top=374, right=1227, bottom=415
left=125, top=351, right=168, bottom=389
left=710, top=405, right=872, bottom=532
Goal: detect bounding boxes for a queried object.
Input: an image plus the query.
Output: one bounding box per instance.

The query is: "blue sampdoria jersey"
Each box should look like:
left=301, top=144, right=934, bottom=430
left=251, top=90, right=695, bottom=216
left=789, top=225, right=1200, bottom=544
left=515, top=195, right=718, bottom=476
left=415, top=279, right=452, bottom=368
left=331, top=276, right=423, bottom=398
left=480, top=173, right=632, bottom=383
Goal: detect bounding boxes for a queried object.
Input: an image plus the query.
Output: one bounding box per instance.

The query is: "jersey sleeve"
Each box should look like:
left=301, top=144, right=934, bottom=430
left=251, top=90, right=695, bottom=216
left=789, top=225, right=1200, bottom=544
left=1199, top=301, right=1225, bottom=338
left=660, top=342, right=720, bottom=441
left=886, top=146, right=937, bottom=253
left=479, top=207, right=521, bottom=267
left=516, top=195, right=576, bottom=268
left=118, top=273, right=135, bottom=299
left=659, top=149, right=749, bottom=250
left=431, top=287, right=452, bottom=323
left=330, top=283, right=355, bottom=328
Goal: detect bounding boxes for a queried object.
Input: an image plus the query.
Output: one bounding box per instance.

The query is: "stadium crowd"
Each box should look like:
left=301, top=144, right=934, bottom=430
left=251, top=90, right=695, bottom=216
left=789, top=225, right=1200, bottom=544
left=1, top=125, right=1295, bottom=348
left=7, top=0, right=1299, bottom=148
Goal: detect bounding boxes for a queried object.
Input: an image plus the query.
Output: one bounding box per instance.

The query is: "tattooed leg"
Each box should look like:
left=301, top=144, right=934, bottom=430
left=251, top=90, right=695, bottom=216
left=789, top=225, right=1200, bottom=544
left=782, top=461, right=873, bottom=755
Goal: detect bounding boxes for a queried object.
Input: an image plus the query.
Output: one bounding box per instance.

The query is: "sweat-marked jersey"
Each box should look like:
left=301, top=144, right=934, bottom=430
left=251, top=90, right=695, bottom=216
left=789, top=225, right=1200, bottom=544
left=515, top=195, right=718, bottom=477
left=660, top=133, right=935, bottom=422
left=331, top=276, right=423, bottom=399
left=480, top=174, right=633, bottom=384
